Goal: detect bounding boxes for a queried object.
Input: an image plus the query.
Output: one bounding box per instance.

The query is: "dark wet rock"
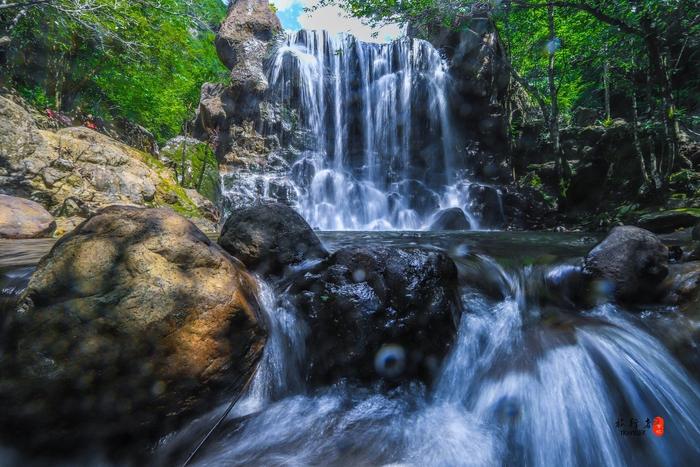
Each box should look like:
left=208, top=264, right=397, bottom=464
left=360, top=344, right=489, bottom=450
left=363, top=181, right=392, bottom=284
left=291, top=246, right=462, bottom=385
left=684, top=242, right=700, bottom=262
left=542, top=265, right=597, bottom=310
left=583, top=226, right=669, bottom=304
left=500, top=185, right=554, bottom=230
left=397, top=179, right=440, bottom=217
left=657, top=261, right=700, bottom=309
left=218, top=202, right=327, bottom=276
left=566, top=159, right=610, bottom=208
left=429, top=207, right=471, bottom=231
left=693, top=223, right=700, bottom=241
left=0, top=206, right=266, bottom=454
left=0, top=194, right=56, bottom=238
left=636, top=210, right=700, bottom=234
left=466, top=184, right=504, bottom=228
left=669, top=245, right=684, bottom=263
left=291, top=158, right=316, bottom=189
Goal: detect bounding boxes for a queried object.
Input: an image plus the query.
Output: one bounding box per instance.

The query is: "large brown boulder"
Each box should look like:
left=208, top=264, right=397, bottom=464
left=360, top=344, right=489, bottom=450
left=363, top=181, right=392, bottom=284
left=0, top=194, right=56, bottom=238
left=218, top=202, right=327, bottom=277
left=0, top=206, right=266, bottom=454
left=583, top=226, right=669, bottom=304
left=291, top=247, right=462, bottom=386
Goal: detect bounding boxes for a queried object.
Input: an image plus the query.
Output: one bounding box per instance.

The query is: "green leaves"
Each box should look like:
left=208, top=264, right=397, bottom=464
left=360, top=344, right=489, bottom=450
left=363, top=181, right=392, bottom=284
left=2, top=0, right=228, bottom=143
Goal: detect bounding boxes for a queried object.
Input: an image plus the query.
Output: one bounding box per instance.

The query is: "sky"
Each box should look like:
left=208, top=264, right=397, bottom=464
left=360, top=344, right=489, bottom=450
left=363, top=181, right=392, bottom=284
left=270, top=0, right=403, bottom=43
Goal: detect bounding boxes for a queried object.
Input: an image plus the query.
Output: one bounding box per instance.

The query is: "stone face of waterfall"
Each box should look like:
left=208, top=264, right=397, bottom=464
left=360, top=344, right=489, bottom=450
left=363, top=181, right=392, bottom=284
left=218, top=30, right=507, bottom=230
left=195, top=1, right=511, bottom=231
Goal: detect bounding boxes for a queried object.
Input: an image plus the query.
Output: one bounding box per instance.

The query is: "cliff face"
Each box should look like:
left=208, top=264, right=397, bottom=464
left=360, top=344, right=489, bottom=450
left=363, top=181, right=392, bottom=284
left=193, top=0, right=281, bottom=165
left=0, top=95, right=217, bottom=234
left=408, top=16, right=511, bottom=171
left=193, top=2, right=514, bottom=222
left=195, top=2, right=510, bottom=171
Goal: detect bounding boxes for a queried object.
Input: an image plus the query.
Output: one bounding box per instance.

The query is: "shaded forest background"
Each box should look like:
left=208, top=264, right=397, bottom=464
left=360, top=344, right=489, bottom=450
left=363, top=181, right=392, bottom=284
left=1, top=0, right=699, bottom=228
left=0, top=0, right=229, bottom=143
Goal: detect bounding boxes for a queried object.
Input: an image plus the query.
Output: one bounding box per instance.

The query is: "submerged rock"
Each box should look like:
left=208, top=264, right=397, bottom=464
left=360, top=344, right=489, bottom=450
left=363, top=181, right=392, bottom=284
left=693, top=223, right=700, bottom=241
left=583, top=226, right=669, bottom=304
left=291, top=246, right=462, bottom=385
left=429, top=207, right=471, bottom=231
left=0, top=206, right=266, bottom=454
left=0, top=194, right=56, bottom=238
left=218, top=202, right=327, bottom=276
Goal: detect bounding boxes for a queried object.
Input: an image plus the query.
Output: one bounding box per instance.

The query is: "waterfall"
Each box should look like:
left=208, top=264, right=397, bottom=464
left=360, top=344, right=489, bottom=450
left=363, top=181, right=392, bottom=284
left=221, top=30, right=495, bottom=230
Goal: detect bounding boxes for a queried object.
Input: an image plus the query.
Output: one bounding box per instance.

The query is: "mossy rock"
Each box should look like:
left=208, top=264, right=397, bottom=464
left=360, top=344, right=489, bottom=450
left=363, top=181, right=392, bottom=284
left=636, top=208, right=700, bottom=234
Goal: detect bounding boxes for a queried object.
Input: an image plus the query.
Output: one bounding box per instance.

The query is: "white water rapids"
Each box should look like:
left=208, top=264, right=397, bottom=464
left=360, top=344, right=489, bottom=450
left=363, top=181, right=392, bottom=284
left=156, top=250, right=700, bottom=466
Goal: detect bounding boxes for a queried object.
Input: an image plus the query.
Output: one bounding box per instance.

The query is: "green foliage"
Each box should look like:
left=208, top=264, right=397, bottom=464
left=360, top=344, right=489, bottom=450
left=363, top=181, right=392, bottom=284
left=18, top=85, right=52, bottom=109
left=669, top=169, right=700, bottom=194
left=1, top=0, right=229, bottom=143
left=161, top=140, right=219, bottom=202
left=321, top=0, right=699, bottom=124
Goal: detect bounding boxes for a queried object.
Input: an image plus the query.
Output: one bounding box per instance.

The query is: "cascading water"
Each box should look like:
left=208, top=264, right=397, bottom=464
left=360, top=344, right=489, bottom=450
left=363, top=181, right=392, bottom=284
left=153, top=237, right=700, bottom=466
left=3, top=234, right=700, bottom=465
left=220, top=30, right=500, bottom=230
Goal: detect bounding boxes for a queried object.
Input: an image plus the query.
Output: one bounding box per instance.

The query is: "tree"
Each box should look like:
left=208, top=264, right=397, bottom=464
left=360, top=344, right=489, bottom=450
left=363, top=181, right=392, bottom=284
left=0, top=0, right=229, bottom=142
left=319, top=0, right=699, bottom=189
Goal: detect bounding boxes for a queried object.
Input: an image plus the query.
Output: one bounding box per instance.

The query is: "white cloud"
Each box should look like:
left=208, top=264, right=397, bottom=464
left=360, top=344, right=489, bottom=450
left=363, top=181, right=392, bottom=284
left=272, top=0, right=403, bottom=43
left=271, top=0, right=299, bottom=10
left=300, top=5, right=403, bottom=43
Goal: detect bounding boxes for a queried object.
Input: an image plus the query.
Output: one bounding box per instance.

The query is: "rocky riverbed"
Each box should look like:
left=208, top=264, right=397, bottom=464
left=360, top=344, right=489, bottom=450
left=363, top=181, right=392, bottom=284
left=1, top=203, right=700, bottom=465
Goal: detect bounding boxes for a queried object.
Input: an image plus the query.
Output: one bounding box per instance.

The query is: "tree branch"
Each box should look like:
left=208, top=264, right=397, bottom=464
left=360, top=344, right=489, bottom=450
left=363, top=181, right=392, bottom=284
left=0, top=0, right=53, bottom=10
left=510, top=0, right=643, bottom=36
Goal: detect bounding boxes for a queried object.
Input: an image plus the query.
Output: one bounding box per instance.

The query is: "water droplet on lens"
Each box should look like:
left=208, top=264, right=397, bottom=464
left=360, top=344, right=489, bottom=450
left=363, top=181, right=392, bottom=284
left=453, top=243, right=469, bottom=257
left=374, top=344, right=406, bottom=378
left=151, top=380, right=166, bottom=396
left=352, top=268, right=366, bottom=282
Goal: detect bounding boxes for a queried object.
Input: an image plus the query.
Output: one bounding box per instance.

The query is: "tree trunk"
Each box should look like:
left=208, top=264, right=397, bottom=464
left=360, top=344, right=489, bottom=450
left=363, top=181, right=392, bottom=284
left=180, top=120, right=189, bottom=186
left=196, top=152, right=208, bottom=192
left=631, top=87, right=650, bottom=186
left=53, top=60, right=63, bottom=110
left=640, top=13, right=681, bottom=180
left=547, top=3, right=568, bottom=182
left=647, top=136, right=662, bottom=190
left=603, top=58, right=611, bottom=121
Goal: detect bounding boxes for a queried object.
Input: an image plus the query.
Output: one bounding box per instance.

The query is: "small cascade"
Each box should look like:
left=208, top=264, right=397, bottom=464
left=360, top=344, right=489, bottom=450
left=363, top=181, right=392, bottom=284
left=219, top=30, right=504, bottom=230
left=164, top=255, right=700, bottom=466
left=231, top=277, right=308, bottom=416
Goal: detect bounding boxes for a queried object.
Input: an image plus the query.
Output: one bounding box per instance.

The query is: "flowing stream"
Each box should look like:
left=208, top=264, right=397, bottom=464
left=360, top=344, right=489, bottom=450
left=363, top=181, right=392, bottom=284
left=147, top=232, right=697, bottom=467
left=220, top=31, right=496, bottom=230
left=2, top=234, right=700, bottom=465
